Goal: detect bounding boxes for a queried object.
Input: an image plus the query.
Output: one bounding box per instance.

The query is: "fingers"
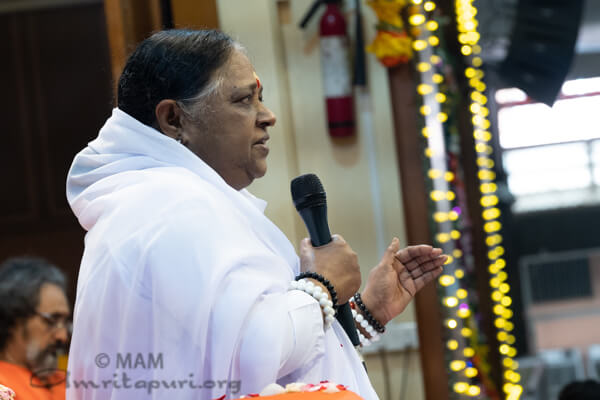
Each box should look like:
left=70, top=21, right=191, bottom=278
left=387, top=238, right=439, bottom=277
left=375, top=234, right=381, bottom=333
left=394, top=245, right=434, bottom=264
left=413, top=266, right=444, bottom=292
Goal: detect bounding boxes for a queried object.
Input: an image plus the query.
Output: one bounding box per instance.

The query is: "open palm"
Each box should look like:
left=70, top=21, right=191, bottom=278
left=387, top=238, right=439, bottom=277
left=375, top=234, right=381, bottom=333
left=361, top=238, right=447, bottom=326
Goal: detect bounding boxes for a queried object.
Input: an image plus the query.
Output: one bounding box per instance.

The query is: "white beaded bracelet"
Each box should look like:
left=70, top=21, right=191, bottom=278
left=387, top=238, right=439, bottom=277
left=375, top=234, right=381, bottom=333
left=289, top=278, right=336, bottom=329
left=351, top=308, right=381, bottom=346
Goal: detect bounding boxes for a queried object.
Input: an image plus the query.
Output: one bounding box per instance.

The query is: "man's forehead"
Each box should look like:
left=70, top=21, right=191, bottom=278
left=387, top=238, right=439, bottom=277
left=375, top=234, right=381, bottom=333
left=38, top=283, right=70, bottom=313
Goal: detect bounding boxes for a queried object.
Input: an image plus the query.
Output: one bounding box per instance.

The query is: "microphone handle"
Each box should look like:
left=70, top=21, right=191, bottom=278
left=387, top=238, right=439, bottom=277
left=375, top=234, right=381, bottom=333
left=298, top=207, right=361, bottom=348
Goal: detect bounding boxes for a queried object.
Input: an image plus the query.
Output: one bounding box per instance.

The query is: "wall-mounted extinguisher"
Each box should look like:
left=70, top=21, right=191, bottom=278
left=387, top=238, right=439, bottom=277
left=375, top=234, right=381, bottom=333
left=300, top=0, right=355, bottom=137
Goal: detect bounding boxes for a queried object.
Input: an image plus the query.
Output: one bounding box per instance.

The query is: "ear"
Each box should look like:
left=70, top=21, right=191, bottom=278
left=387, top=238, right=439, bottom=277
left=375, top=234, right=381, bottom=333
left=155, top=99, right=184, bottom=140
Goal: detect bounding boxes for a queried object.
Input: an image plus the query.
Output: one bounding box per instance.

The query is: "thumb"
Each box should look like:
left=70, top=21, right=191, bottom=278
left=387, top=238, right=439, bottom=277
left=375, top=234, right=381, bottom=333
left=382, top=237, right=400, bottom=262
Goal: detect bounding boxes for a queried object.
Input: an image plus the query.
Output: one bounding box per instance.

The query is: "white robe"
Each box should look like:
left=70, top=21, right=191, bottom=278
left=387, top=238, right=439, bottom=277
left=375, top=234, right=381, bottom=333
left=65, top=108, right=378, bottom=400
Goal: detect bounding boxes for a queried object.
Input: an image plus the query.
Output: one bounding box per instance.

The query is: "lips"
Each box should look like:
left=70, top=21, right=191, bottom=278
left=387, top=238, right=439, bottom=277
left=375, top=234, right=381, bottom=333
left=254, top=134, right=270, bottom=145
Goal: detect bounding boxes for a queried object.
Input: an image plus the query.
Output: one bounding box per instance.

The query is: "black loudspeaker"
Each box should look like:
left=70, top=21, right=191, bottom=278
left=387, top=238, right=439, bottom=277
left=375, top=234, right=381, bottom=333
left=498, top=0, right=585, bottom=106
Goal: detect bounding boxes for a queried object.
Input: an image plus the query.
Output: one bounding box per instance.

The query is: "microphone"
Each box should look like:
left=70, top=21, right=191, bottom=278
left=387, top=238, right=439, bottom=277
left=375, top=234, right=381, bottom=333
left=291, top=173, right=360, bottom=348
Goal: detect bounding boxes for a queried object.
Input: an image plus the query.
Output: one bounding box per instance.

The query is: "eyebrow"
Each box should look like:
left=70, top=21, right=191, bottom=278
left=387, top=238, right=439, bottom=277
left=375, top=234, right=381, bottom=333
left=231, top=82, right=263, bottom=97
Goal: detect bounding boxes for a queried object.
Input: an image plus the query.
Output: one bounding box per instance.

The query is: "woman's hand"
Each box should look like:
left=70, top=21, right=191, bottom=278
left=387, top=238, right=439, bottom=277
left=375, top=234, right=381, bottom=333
left=299, top=235, right=361, bottom=304
left=361, top=238, right=447, bottom=326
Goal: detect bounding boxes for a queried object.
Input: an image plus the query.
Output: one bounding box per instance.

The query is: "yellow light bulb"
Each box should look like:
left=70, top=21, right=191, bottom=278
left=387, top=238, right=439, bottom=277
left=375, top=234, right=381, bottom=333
left=426, top=20, right=439, bottom=31
left=455, top=269, right=465, bottom=279
left=495, top=318, right=506, bottom=329
left=456, top=288, right=468, bottom=299
left=465, top=67, right=476, bottom=78
left=494, top=304, right=505, bottom=315
left=481, top=195, right=499, bottom=207
left=430, top=190, right=445, bottom=201
left=434, top=211, right=448, bottom=222
left=444, top=296, right=459, bottom=307
left=409, top=14, right=426, bottom=25
left=508, top=347, right=517, bottom=357
left=417, top=62, right=431, bottom=72
left=450, top=230, right=461, bottom=239
left=417, top=84, right=433, bottom=95
left=424, top=1, right=435, bottom=11
left=413, top=39, right=428, bottom=51
left=502, top=309, right=513, bottom=320
left=425, top=148, right=433, bottom=157
left=503, top=358, right=514, bottom=368
left=457, top=308, right=471, bottom=318
left=461, top=45, right=472, bottom=55
left=439, top=274, right=455, bottom=286
left=435, top=93, right=447, bottom=103
left=461, top=327, right=472, bottom=337
left=465, top=367, right=477, bottom=378
left=453, top=249, right=463, bottom=258
left=420, top=105, right=431, bottom=115
left=430, top=54, right=441, bottom=64
left=447, top=339, right=459, bottom=350
left=499, top=283, right=510, bottom=294
left=473, top=57, right=482, bottom=67
left=448, top=210, right=459, bottom=220
left=429, top=36, right=440, bottom=46
left=444, top=256, right=454, bottom=265
left=447, top=319, right=458, bottom=329
left=501, top=296, right=512, bottom=307
left=432, top=73, right=444, bottom=84
left=484, top=221, right=501, bottom=233
left=505, top=321, right=514, bottom=331
left=421, top=126, right=429, bottom=137
left=428, top=169, right=441, bottom=178
left=437, top=232, right=450, bottom=243
left=463, top=347, right=475, bottom=357
left=466, top=385, right=481, bottom=396
left=446, top=191, right=456, bottom=201
left=482, top=207, right=500, bottom=220
left=454, top=382, right=469, bottom=394
left=437, top=112, right=448, bottom=123
left=497, top=331, right=508, bottom=341
left=491, top=290, right=502, bottom=301
left=470, top=103, right=481, bottom=113
left=450, top=360, right=466, bottom=371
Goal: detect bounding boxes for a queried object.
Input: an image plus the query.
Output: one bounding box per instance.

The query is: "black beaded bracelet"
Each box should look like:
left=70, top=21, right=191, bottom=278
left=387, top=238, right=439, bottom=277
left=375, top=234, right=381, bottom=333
left=353, top=292, right=385, bottom=333
left=295, top=272, right=338, bottom=309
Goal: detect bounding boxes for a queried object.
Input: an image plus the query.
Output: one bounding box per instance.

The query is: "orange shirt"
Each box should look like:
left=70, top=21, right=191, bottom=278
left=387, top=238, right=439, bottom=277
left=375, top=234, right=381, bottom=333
left=0, top=361, right=65, bottom=400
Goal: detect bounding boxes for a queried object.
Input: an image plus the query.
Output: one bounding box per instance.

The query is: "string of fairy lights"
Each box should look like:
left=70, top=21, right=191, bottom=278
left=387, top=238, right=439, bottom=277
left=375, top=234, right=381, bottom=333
left=407, top=0, right=523, bottom=398
left=408, top=1, right=482, bottom=397
left=453, top=1, right=523, bottom=399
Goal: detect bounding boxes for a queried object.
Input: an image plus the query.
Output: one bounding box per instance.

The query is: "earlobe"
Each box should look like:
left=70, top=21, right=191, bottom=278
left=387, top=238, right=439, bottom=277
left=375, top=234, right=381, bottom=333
left=155, top=99, right=183, bottom=139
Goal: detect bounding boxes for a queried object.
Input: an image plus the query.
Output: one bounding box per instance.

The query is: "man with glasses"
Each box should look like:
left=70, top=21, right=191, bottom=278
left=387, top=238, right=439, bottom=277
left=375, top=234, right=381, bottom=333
left=0, top=257, right=70, bottom=399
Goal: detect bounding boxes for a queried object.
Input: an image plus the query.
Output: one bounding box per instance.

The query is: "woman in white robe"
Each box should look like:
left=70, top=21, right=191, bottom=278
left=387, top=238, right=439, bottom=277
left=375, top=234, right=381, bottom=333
left=66, top=29, right=446, bottom=400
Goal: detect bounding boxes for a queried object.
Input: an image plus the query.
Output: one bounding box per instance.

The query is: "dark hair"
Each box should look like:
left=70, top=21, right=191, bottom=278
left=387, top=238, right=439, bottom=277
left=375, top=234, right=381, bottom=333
left=0, top=257, right=67, bottom=351
left=559, top=379, right=600, bottom=400
left=117, top=29, right=238, bottom=126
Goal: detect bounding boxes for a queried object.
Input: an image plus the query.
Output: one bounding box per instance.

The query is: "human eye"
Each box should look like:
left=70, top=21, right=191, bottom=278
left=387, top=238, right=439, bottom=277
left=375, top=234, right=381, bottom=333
left=235, top=93, right=253, bottom=104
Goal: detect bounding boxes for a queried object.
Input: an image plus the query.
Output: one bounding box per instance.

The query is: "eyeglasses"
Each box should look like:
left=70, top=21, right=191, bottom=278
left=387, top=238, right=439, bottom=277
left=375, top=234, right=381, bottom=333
left=34, top=311, right=73, bottom=334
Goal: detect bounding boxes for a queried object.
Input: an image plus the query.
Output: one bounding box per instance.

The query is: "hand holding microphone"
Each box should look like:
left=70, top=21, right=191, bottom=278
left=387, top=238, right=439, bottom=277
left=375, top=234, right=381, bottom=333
left=291, top=173, right=362, bottom=346
left=298, top=235, right=361, bottom=306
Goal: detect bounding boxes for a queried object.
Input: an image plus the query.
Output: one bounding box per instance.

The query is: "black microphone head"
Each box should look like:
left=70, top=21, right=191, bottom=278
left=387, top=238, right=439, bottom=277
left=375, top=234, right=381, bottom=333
left=291, top=173, right=327, bottom=211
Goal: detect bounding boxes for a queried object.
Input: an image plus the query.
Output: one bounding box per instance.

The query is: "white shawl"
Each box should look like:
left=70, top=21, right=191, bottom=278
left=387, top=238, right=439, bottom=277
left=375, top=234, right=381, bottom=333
left=65, top=108, right=377, bottom=400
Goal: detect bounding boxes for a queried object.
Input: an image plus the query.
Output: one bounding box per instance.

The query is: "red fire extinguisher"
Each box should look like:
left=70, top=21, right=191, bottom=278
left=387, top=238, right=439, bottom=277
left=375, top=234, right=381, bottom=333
left=300, top=0, right=355, bottom=137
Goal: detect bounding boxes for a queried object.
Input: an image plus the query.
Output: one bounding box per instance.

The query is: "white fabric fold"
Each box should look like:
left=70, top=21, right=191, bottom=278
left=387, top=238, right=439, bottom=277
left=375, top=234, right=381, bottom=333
left=65, top=108, right=378, bottom=400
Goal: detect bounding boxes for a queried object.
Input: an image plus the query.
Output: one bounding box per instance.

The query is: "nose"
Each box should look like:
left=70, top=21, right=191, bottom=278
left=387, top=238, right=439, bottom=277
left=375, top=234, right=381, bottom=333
left=53, top=325, right=70, bottom=343
left=257, top=103, right=276, bottom=128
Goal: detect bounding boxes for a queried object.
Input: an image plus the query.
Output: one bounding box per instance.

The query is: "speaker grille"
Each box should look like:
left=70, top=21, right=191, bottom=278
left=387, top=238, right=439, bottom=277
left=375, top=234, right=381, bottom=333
left=528, top=257, right=592, bottom=303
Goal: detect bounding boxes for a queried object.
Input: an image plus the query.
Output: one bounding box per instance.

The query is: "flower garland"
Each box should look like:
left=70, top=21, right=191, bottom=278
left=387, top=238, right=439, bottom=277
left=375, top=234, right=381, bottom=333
left=366, top=0, right=413, bottom=67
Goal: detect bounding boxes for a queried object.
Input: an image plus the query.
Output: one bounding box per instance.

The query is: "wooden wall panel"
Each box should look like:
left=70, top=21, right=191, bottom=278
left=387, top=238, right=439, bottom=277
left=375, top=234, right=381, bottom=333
left=0, top=2, right=113, bottom=304
left=171, top=0, right=218, bottom=29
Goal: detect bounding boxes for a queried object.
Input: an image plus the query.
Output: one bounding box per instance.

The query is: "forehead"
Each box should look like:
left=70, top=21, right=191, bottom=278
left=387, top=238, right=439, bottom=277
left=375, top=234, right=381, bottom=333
left=38, top=283, right=70, bottom=314
left=218, top=50, right=257, bottom=88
